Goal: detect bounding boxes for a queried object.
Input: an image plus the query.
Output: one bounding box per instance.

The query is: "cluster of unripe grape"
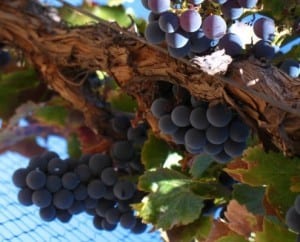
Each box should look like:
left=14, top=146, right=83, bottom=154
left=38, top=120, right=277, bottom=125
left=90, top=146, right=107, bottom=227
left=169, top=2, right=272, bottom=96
left=285, top=195, right=300, bottom=241
left=12, top=116, right=149, bottom=233
left=142, top=0, right=300, bottom=78
left=150, top=82, right=250, bottom=163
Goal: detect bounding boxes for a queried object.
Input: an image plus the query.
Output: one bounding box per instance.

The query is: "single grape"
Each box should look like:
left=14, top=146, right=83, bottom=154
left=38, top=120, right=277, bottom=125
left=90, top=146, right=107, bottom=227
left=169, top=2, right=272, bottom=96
left=17, top=188, right=33, bottom=206
left=224, top=139, right=246, bottom=157
left=166, top=29, right=189, bottom=48
left=74, top=164, right=92, bottom=183
left=113, top=180, right=135, bottom=200
left=131, top=218, right=147, bottom=234
left=85, top=197, right=98, bottom=209
left=150, top=97, right=172, bottom=118
left=86, top=208, right=96, bottom=216
left=237, top=0, right=257, bottom=8
left=112, top=115, right=131, bottom=134
left=159, top=114, right=178, bottom=135
left=26, top=170, right=46, bottom=190
left=213, top=150, right=232, bottom=164
left=229, top=118, right=250, bottom=142
left=145, top=21, right=165, bottom=44
left=47, top=158, right=68, bottom=175
left=32, top=189, right=52, bottom=208
left=168, top=42, right=191, bottom=58
left=40, top=151, right=59, bottom=162
left=190, top=30, right=212, bottom=54
left=202, top=15, right=227, bottom=40
left=39, top=205, right=56, bottom=222
left=87, top=179, right=106, bottom=199
left=171, top=105, right=191, bottom=127
left=218, top=33, right=243, bottom=56
left=104, top=186, right=115, bottom=200
left=79, top=154, right=92, bottom=164
left=53, top=189, right=74, bottom=210
left=184, top=128, right=206, bottom=150
left=28, top=156, right=48, bottom=171
left=56, top=209, right=72, bottom=223
left=206, top=103, right=232, bottom=127
left=105, top=207, right=121, bottom=225
left=101, top=167, right=118, bottom=186
left=190, top=106, right=210, bottom=130
left=96, top=199, right=115, bottom=217
left=148, top=0, right=170, bottom=13
left=221, top=0, right=244, bottom=20
left=102, top=218, right=117, bottom=231
left=0, top=50, right=11, bottom=67
left=280, top=59, right=300, bottom=78
left=206, top=126, right=229, bottom=145
left=179, top=9, right=202, bottom=33
left=12, top=168, right=29, bottom=188
left=253, top=17, right=275, bottom=42
left=62, top=172, right=80, bottom=190
left=111, top=141, right=135, bottom=163
left=185, top=144, right=203, bottom=154
left=127, top=124, right=148, bottom=146
left=285, top=206, right=300, bottom=233
left=73, top=184, right=88, bottom=201
left=93, top=216, right=103, bottom=230
left=46, top=175, right=62, bottom=193
left=204, top=141, right=223, bottom=155
left=117, top=201, right=132, bottom=213
left=172, top=127, right=188, bottom=144
left=159, top=11, right=179, bottom=33
left=141, top=0, right=150, bottom=10
left=253, top=40, right=278, bottom=59
left=120, top=212, right=137, bottom=229
left=68, top=200, right=85, bottom=215
left=89, top=153, right=112, bottom=175
left=148, top=12, right=160, bottom=22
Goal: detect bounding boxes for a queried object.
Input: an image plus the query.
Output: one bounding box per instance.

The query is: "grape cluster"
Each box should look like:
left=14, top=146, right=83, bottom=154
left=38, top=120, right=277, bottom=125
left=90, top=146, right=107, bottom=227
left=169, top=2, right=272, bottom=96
left=285, top=195, right=300, bottom=241
left=150, top=83, right=250, bottom=163
left=12, top=148, right=147, bottom=233
left=0, top=44, right=11, bottom=67
left=142, top=0, right=300, bottom=76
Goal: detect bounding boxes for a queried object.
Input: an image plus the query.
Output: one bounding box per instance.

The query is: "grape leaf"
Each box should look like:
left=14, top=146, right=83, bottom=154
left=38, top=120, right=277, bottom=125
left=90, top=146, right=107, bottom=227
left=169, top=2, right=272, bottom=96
left=35, top=105, right=68, bottom=127
left=216, top=234, right=248, bottom=242
left=255, top=218, right=296, bottom=242
left=232, top=183, right=265, bottom=215
left=225, top=146, right=300, bottom=219
left=190, top=154, right=214, bottom=179
left=67, top=133, right=81, bottom=158
left=108, top=91, right=138, bottom=113
left=141, top=133, right=170, bottom=170
left=134, top=168, right=204, bottom=229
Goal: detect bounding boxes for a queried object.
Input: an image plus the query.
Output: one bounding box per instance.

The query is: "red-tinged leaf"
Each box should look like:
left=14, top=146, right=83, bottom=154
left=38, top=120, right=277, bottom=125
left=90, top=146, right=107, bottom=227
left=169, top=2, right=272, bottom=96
left=205, top=220, right=233, bottom=242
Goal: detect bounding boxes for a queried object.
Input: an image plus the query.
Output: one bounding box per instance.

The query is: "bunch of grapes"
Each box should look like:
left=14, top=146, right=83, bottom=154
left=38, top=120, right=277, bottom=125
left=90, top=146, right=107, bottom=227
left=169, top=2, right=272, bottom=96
left=0, top=43, right=11, bottom=67
left=150, top=82, right=250, bottom=163
left=285, top=195, right=300, bottom=241
left=12, top=117, right=149, bottom=234
left=142, top=0, right=299, bottom=77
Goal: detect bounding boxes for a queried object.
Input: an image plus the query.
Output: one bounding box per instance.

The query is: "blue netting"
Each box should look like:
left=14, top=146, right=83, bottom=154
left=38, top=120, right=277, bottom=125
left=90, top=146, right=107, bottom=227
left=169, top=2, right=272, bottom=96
left=0, top=136, right=162, bottom=242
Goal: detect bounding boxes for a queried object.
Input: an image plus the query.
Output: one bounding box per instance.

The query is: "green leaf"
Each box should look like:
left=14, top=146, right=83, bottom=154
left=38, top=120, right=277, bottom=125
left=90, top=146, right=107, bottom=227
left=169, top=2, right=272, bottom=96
left=166, top=217, right=213, bottom=242
left=67, top=133, right=82, bottom=159
left=35, top=105, right=68, bottom=127
left=190, top=154, right=214, bottom=179
left=141, top=132, right=170, bottom=170
left=225, top=146, right=300, bottom=219
left=109, top=92, right=137, bottom=113
left=255, top=218, right=296, bottom=242
left=216, top=234, right=248, bottom=242
left=232, top=184, right=265, bottom=215
left=134, top=168, right=204, bottom=229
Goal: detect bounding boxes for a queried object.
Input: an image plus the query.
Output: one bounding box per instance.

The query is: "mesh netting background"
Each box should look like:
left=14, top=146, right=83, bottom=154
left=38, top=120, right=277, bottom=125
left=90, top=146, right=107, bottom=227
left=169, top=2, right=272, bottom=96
left=0, top=136, right=162, bottom=242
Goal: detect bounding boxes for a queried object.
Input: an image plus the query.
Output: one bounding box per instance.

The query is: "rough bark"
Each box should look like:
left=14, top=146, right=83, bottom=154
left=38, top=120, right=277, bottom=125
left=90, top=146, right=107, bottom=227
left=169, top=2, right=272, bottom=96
left=1, top=0, right=300, bottom=155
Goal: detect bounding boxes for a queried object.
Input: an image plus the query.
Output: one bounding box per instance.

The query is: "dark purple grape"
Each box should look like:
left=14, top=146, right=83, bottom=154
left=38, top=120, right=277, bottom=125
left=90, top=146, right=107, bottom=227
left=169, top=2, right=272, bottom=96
left=53, top=189, right=74, bottom=210
left=150, top=97, right=172, bottom=118
left=213, top=150, right=232, bottom=164
left=190, top=106, right=210, bottom=130
left=87, top=179, right=106, bottom=199
left=213, top=0, right=228, bottom=3
left=96, top=199, right=115, bottom=217
left=101, top=167, right=118, bottom=186
left=17, top=188, right=33, bottom=206
left=224, top=139, right=246, bottom=157
left=32, top=189, right=52, bottom=208
left=179, top=9, right=202, bottom=33
left=74, top=164, right=92, bottom=183
left=237, top=0, right=257, bottom=8
left=73, top=184, right=88, bottom=201
left=62, top=172, right=80, bottom=190
left=184, top=128, right=206, bottom=150
left=105, top=207, right=121, bottom=225
left=104, top=186, right=115, bottom=200
left=0, top=50, right=11, bottom=67
left=190, top=30, right=212, bottom=54
left=111, top=115, right=131, bottom=134
left=93, top=216, right=103, bottom=230
left=79, top=154, right=92, bottom=164
left=120, top=212, right=137, bottom=229
left=285, top=206, right=300, bottom=233
left=221, top=0, right=244, bottom=20
left=145, top=21, right=165, bottom=44
left=168, top=41, right=191, bottom=58
left=253, top=40, right=278, bottom=60
left=185, top=144, right=203, bottom=154
left=218, top=33, right=243, bottom=56
left=172, top=127, right=188, bottom=144
left=111, top=141, right=135, bottom=163
left=280, top=59, right=300, bottom=78
left=101, top=218, right=117, bottom=231
left=166, top=29, right=189, bottom=48
left=148, top=0, right=170, bottom=13
left=127, top=124, right=148, bottom=146
left=26, top=170, right=46, bottom=190
left=28, top=156, right=48, bottom=171
left=56, top=209, right=72, bottom=223
left=117, top=201, right=131, bottom=213
left=294, top=195, right=300, bottom=214
left=206, top=103, right=232, bottom=127
left=39, top=205, right=56, bottom=222
left=40, top=151, right=59, bottom=162
left=159, top=11, right=179, bottom=33
left=188, top=0, right=204, bottom=5
left=148, top=12, right=160, bottom=22
left=159, top=114, right=178, bottom=135
left=229, top=118, right=250, bottom=142
left=68, top=200, right=85, bottom=215
left=131, top=218, right=147, bottom=234
left=253, top=17, right=275, bottom=42
left=46, top=175, right=62, bottom=193
left=202, top=15, right=227, bottom=40
left=206, top=126, right=229, bottom=145
left=12, top=168, right=29, bottom=188
left=141, top=0, right=150, bottom=10
left=88, top=153, right=112, bottom=175
left=204, top=141, right=223, bottom=155
left=113, top=180, right=135, bottom=200
left=171, top=105, right=191, bottom=127
left=85, top=197, right=98, bottom=209
left=47, top=158, right=68, bottom=175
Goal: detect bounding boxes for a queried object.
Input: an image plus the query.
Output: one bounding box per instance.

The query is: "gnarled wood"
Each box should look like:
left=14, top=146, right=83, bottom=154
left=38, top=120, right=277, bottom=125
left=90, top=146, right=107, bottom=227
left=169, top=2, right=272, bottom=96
left=0, top=0, right=299, bottom=155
